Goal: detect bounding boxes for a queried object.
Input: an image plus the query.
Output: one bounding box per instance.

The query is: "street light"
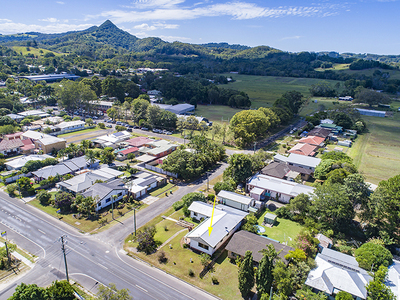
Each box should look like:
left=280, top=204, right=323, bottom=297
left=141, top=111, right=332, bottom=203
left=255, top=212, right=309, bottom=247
left=206, top=171, right=211, bottom=192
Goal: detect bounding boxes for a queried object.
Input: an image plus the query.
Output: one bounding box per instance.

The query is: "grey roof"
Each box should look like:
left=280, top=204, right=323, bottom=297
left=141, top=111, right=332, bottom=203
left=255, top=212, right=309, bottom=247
left=6, top=113, right=24, bottom=120
left=38, top=136, right=65, bottom=145
left=308, top=127, right=331, bottom=139
left=58, top=172, right=107, bottom=193
left=186, top=203, right=248, bottom=248
left=261, top=162, right=313, bottom=178
left=32, top=164, right=71, bottom=179
left=286, top=153, right=321, bottom=169
left=306, top=251, right=372, bottom=299
left=320, top=247, right=359, bottom=267
left=20, top=73, right=80, bottom=82
left=225, top=230, right=294, bottom=263
left=316, top=233, right=333, bottom=248
left=188, top=201, right=214, bottom=217
left=217, top=190, right=253, bottom=205
left=387, top=260, right=400, bottom=300
left=82, top=182, right=127, bottom=200
left=61, top=156, right=88, bottom=172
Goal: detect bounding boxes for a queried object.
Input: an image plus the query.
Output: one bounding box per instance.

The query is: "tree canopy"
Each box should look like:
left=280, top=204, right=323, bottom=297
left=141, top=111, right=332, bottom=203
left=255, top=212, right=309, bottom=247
left=355, top=242, right=393, bottom=272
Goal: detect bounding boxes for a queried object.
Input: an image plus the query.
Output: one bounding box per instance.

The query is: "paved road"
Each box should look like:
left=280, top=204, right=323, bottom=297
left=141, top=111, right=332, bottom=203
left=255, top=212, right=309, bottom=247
left=0, top=164, right=228, bottom=299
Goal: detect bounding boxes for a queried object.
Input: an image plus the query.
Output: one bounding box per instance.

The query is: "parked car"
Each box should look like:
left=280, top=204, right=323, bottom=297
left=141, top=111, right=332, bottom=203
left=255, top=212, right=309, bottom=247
left=133, top=126, right=140, bottom=129
left=106, top=124, right=112, bottom=128
left=141, top=127, right=149, bottom=131
left=165, top=131, right=172, bottom=135
left=116, top=121, right=122, bottom=125
left=127, top=125, right=132, bottom=128
left=127, top=128, right=132, bottom=132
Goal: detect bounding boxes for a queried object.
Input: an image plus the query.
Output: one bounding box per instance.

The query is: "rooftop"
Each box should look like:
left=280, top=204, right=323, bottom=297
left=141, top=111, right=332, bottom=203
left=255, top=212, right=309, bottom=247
left=0, top=139, right=24, bottom=151
left=288, top=143, right=318, bottom=156
left=225, top=230, right=294, bottom=263
left=298, top=135, right=326, bottom=146
left=261, top=161, right=313, bottom=179
left=126, top=136, right=153, bottom=147
left=217, top=190, right=253, bottom=205
left=37, top=136, right=66, bottom=145
left=55, top=120, right=85, bottom=129
left=5, top=154, right=53, bottom=169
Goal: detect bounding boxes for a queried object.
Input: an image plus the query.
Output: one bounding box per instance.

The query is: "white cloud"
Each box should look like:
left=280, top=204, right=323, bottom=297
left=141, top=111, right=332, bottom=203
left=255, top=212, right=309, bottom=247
left=39, top=18, right=59, bottom=23
left=0, top=21, right=96, bottom=34
left=56, top=1, right=65, bottom=4
left=0, top=19, right=12, bottom=22
left=128, top=0, right=186, bottom=9
left=281, top=35, right=302, bottom=41
left=133, top=22, right=179, bottom=31
left=90, top=2, right=343, bottom=24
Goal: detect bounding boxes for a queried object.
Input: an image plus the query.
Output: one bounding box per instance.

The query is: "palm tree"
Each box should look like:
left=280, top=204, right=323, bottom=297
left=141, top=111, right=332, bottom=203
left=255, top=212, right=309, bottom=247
left=67, top=143, right=78, bottom=158
left=85, top=150, right=97, bottom=167
left=80, top=140, right=91, bottom=150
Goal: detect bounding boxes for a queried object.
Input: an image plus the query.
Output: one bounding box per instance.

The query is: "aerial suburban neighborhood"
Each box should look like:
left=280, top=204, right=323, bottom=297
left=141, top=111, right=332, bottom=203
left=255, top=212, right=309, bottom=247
left=0, top=5, right=400, bottom=300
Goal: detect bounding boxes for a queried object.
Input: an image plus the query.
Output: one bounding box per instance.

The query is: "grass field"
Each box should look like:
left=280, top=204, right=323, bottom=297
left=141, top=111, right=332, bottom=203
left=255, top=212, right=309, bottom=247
left=315, top=63, right=351, bottom=71
left=195, top=104, right=241, bottom=122
left=12, top=46, right=65, bottom=57
left=223, top=74, right=342, bottom=108
left=347, top=111, right=400, bottom=184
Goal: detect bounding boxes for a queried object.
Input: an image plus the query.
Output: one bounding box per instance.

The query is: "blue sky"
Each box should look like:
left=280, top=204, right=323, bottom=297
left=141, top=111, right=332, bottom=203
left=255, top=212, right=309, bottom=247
left=1, top=0, right=399, bottom=54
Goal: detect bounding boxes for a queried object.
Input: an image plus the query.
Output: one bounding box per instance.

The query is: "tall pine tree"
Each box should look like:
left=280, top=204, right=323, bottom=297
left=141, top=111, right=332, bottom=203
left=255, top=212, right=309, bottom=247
left=256, top=244, right=278, bottom=297
left=238, top=250, right=254, bottom=298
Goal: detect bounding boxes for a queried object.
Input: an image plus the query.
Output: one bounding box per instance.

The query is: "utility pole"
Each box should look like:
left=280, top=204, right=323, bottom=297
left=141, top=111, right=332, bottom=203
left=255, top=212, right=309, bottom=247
left=60, top=235, right=69, bottom=282
left=4, top=241, right=11, bottom=268
left=133, top=208, right=137, bottom=236
left=253, top=141, right=257, bottom=154
left=207, top=172, right=211, bottom=192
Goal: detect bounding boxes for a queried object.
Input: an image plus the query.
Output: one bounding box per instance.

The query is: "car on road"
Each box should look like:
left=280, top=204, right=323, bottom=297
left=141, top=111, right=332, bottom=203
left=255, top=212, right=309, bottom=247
left=106, top=124, right=112, bottom=128
left=133, top=126, right=140, bottom=129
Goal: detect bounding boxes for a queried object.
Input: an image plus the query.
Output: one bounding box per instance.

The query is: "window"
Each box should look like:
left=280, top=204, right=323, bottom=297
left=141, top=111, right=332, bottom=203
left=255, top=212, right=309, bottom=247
left=98, top=203, right=101, bottom=207
left=198, top=242, right=209, bottom=250
left=193, top=212, right=198, bottom=216
left=105, top=198, right=110, bottom=203
left=117, top=192, right=122, bottom=197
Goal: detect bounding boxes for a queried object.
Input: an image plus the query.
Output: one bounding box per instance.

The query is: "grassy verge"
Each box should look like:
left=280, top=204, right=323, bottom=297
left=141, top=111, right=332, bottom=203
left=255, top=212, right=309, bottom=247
left=149, top=183, right=177, bottom=197
left=29, top=199, right=146, bottom=233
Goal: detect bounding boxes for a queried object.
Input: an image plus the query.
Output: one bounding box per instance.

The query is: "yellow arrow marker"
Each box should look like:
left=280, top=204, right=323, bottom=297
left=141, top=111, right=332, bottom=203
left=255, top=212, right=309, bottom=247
left=208, top=196, right=216, bottom=236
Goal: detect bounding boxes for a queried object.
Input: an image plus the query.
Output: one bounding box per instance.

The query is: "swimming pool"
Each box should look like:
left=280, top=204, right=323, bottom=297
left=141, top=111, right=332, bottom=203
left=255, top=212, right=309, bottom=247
left=256, top=225, right=266, bottom=233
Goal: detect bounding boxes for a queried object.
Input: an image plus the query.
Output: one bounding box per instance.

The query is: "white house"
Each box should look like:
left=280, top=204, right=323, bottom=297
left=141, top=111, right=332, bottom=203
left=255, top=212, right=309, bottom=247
left=217, top=190, right=256, bottom=212
left=81, top=180, right=128, bottom=211
left=55, top=120, right=85, bottom=133
left=305, top=248, right=372, bottom=299
left=5, top=154, right=53, bottom=170
left=185, top=202, right=248, bottom=255
left=386, top=260, right=400, bottom=300
left=274, top=153, right=321, bottom=172
left=247, top=174, right=315, bottom=203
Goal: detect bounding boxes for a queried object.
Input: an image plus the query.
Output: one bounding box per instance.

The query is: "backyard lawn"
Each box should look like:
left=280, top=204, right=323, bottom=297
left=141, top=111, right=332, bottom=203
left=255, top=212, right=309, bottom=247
left=257, top=210, right=304, bottom=246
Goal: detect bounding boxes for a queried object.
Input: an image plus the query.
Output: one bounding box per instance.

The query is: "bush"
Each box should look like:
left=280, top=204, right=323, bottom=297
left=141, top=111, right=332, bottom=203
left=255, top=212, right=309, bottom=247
left=158, top=250, right=167, bottom=264
left=6, top=184, right=17, bottom=196
left=136, top=226, right=157, bottom=255
left=211, top=276, right=219, bottom=285
left=36, top=190, right=51, bottom=206
left=355, top=242, right=393, bottom=272
left=207, top=194, right=215, bottom=202
left=172, top=201, right=184, bottom=211
left=182, top=206, right=190, bottom=217
left=188, top=269, right=194, bottom=277
left=275, top=206, right=293, bottom=219
left=98, top=122, right=105, bottom=129
left=335, top=291, right=353, bottom=300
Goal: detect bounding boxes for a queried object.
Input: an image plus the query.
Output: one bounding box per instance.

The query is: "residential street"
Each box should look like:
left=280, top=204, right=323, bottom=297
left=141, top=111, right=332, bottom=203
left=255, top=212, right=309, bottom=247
left=0, top=163, right=228, bottom=299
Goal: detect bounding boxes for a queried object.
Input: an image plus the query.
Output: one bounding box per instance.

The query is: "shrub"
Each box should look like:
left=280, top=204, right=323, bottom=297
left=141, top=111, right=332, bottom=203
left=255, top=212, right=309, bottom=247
left=275, top=206, right=293, bottom=220
left=207, top=194, right=215, bottom=202
left=172, top=201, right=184, bottom=211
left=36, top=190, right=51, bottom=206
left=182, top=206, right=190, bottom=217
left=98, top=122, right=105, bottom=129
left=136, top=226, right=157, bottom=255
left=355, top=242, right=393, bottom=272
left=188, top=269, right=194, bottom=277
left=163, top=225, right=168, bottom=231
left=158, top=251, right=167, bottom=264
left=211, top=276, right=219, bottom=285
left=6, top=184, right=17, bottom=196
left=335, top=291, right=353, bottom=300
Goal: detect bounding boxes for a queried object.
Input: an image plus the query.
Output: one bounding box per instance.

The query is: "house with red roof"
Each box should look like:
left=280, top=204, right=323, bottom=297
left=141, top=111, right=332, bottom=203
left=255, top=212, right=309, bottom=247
left=116, top=147, right=139, bottom=161
left=288, top=143, right=318, bottom=156
left=21, top=139, right=36, bottom=154
left=125, top=136, right=153, bottom=148
left=298, top=135, right=325, bottom=148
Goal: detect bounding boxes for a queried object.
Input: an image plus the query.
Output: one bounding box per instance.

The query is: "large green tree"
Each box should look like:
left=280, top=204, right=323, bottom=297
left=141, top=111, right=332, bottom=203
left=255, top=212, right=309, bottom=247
left=355, top=242, right=393, bottom=272
left=238, top=250, right=254, bottom=298
left=131, top=98, right=150, bottom=123
left=56, top=80, right=97, bottom=112
left=355, top=89, right=391, bottom=107
left=258, top=107, right=280, bottom=128
left=96, top=283, right=132, bottom=300
left=256, top=244, right=278, bottom=297
left=230, top=110, right=270, bottom=148
left=9, top=283, right=47, bottom=300
left=223, top=153, right=253, bottom=185
left=366, top=265, right=395, bottom=300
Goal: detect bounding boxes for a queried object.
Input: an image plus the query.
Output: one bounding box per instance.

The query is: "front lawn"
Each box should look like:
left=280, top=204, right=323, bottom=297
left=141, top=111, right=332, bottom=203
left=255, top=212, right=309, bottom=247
left=257, top=210, right=304, bottom=245
left=124, top=207, right=242, bottom=300
left=149, top=183, right=178, bottom=197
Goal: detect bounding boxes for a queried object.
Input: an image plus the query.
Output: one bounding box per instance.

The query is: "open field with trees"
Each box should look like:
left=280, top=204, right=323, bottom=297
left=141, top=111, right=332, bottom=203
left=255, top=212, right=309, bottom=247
left=348, top=110, right=400, bottom=184
left=222, top=74, right=343, bottom=108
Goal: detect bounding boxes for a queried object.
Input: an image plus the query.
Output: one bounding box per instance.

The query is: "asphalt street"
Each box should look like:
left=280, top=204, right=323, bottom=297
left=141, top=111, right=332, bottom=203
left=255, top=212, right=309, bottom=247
left=0, top=163, right=228, bottom=299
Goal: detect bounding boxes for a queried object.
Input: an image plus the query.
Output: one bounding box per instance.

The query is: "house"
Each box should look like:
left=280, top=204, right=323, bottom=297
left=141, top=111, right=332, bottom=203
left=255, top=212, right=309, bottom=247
left=185, top=202, right=248, bottom=255
left=319, top=123, right=343, bottom=134
left=90, top=100, right=113, bottom=111
left=386, top=260, right=400, bottom=300
left=82, top=180, right=128, bottom=211
left=315, top=233, right=333, bottom=250
left=188, top=201, right=214, bottom=222
left=261, top=162, right=313, bottom=181
left=288, top=143, right=318, bottom=156
left=307, top=128, right=331, bottom=140
left=3, top=132, right=24, bottom=140
left=177, top=114, right=211, bottom=125
left=274, top=153, right=321, bottom=172
left=20, top=139, right=36, bottom=154
left=21, top=130, right=48, bottom=141
left=5, top=154, right=53, bottom=171
left=32, top=164, right=72, bottom=181
left=298, top=136, right=325, bottom=148
left=154, top=103, right=195, bottom=115
left=34, top=136, right=66, bottom=154
left=61, top=156, right=90, bottom=173
left=116, top=147, right=139, bottom=161
left=19, top=73, right=80, bottom=83
left=139, top=140, right=178, bottom=158
left=0, top=139, right=24, bottom=156
left=338, top=140, right=352, bottom=147
left=17, top=110, right=50, bottom=118
left=58, top=167, right=123, bottom=194
left=356, top=108, right=386, bottom=118
left=217, top=190, right=257, bottom=212
left=305, top=248, right=372, bottom=299
left=125, top=137, right=153, bottom=148
left=6, top=114, right=24, bottom=122
left=92, top=131, right=131, bottom=148
left=320, top=119, right=334, bottom=124
left=125, top=171, right=166, bottom=198
left=55, top=120, right=85, bottom=133
left=226, top=231, right=294, bottom=265
left=247, top=174, right=315, bottom=203
left=339, top=96, right=353, bottom=101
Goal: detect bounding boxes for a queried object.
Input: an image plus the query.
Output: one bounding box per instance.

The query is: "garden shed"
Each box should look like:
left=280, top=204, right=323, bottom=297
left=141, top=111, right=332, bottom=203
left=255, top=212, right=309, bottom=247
left=264, top=213, right=277, bottom=225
